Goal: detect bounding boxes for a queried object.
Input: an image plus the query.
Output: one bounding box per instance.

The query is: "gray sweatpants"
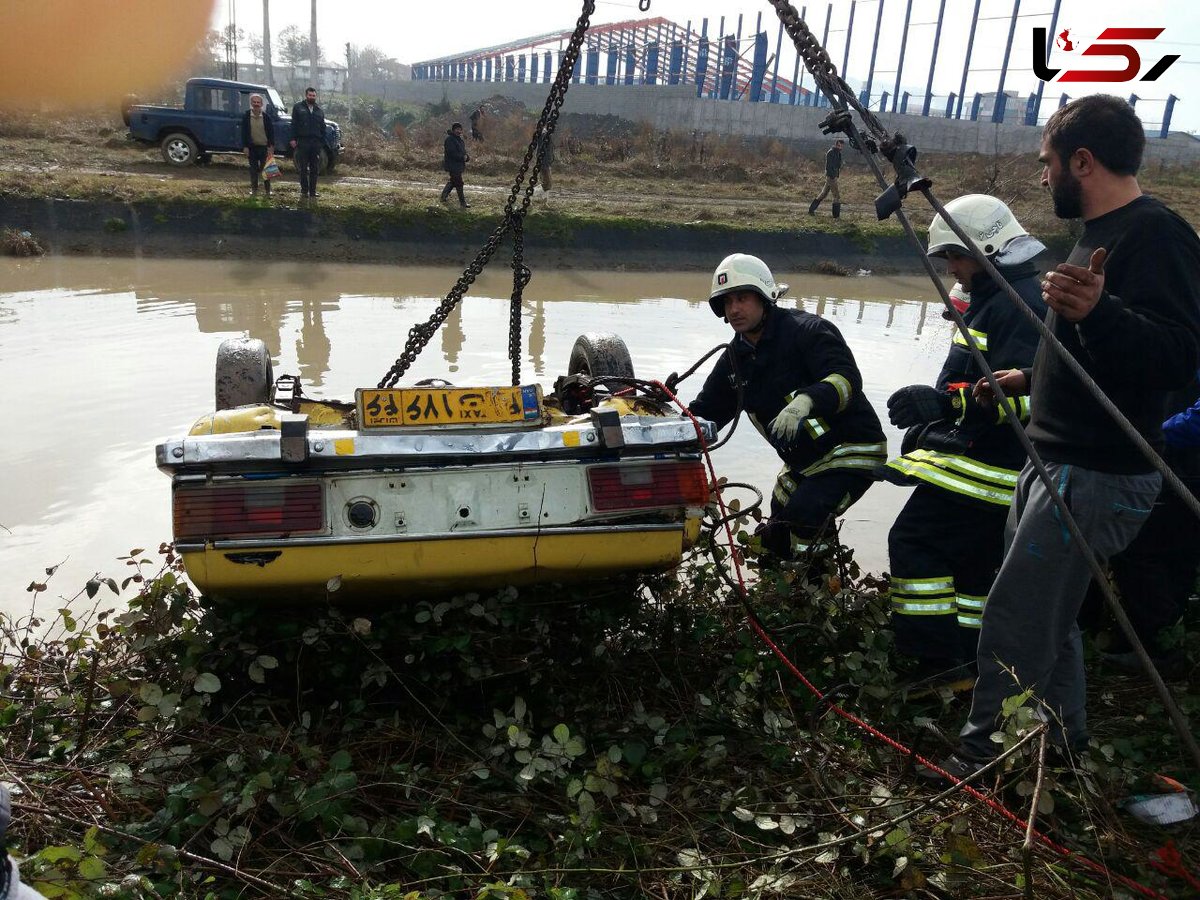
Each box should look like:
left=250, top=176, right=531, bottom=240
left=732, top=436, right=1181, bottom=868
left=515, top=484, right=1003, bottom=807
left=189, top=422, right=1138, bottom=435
left=959, top=461, right=1160, bottom=758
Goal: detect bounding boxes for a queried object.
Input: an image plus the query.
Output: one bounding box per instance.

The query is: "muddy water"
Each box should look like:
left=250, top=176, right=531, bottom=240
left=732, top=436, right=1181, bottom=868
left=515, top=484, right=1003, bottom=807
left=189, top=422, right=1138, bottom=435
left=0, top=257, right=953, bottom=617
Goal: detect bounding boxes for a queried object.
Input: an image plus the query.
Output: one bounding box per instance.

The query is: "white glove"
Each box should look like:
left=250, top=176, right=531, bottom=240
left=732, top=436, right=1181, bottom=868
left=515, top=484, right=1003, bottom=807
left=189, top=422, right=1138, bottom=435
left=769, top=393, right=814, bottom=441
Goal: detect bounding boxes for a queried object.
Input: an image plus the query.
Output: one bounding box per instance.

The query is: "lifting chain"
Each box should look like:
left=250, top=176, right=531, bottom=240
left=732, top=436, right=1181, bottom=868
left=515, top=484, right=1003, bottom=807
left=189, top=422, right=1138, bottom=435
left=765, top=0, right=890, bottom=147
left=378, top=1, right=596, bottom=389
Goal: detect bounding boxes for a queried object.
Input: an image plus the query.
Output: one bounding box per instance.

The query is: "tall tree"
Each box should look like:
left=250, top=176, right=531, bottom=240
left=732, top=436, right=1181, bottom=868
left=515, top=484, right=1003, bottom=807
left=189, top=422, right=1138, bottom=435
left=262, top=0, right=273, bottom=84
left=277, top=25, right=321, bottom=67
left=309, top=0, right=318, bottom=89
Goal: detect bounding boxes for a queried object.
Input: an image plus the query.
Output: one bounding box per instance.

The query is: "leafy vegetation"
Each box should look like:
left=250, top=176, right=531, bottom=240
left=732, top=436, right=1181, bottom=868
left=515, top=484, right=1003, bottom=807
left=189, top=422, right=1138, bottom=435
left=2, top=536, right=1196, bottom=899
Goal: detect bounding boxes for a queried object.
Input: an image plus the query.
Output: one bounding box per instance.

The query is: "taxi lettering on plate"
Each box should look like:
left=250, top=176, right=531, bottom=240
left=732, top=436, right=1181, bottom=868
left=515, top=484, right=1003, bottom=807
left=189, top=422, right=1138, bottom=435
left=356, top=386, right=544, bottom=428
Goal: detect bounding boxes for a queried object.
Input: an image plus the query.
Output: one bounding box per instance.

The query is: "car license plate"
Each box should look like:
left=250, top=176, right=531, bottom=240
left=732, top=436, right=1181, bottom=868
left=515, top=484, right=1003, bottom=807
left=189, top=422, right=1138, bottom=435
left=356, top=385, right=544, bottom=429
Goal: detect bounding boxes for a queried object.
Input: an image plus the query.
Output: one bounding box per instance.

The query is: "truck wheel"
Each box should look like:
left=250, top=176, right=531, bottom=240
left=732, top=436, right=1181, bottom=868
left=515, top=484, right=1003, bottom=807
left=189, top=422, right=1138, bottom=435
left=568, top=333, right=635, bottom=379
left=294, top=148, right=334, bottom=174
left=161, top=132, right=198, bottom=167
left=120, top=94, right=137, bottom=127
left=215, top=338, right=274, bottom=410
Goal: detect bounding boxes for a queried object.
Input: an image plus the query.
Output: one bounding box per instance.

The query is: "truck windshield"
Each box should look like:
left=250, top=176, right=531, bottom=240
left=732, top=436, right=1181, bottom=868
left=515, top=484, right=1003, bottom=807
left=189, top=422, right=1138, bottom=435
left=267, top=89, right=286, bottom=112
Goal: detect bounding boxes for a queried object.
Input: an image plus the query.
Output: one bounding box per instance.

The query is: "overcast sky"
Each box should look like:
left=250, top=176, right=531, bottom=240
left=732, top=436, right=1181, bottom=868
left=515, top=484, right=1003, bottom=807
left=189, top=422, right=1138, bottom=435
left=208, top=0, right=1200, bottom=133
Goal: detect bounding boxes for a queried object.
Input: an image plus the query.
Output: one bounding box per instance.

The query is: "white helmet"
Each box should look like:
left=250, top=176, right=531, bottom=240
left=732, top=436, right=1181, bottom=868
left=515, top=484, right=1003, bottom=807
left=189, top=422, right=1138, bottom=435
left=927, top=194, right=1045, bottom=266
left=708, top=253, right=790, bottom=318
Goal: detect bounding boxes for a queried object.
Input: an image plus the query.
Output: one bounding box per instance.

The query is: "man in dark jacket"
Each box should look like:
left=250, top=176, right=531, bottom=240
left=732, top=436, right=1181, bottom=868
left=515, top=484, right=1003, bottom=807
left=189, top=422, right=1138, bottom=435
left=690, top=253, right=886, bottom=560
left=440, top=122, right=471, bottom=208
left=934, top=95, right=1200, bottom=779
left=240, top=93, right=276, bottom=197
left=289, top=86, right=325, bottom=198
left=808, top=139, right=844, bottom=218
left=882, top=195, right=1048, bottom=679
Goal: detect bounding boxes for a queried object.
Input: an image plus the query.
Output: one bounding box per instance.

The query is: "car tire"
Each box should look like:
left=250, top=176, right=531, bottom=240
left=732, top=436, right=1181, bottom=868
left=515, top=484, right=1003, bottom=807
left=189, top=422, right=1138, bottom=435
left=215, top=338, right=274, bottom=410
left=160, top=132, right=199, bottom=167
left=292, top=147, right=332, bottom=175
left=568, top=333, right=635, bottom=379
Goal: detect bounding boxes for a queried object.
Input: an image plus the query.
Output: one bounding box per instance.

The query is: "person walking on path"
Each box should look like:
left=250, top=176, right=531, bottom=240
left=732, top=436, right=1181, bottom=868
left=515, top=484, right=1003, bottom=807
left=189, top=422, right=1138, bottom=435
left=240, top=93, right=276, bottom=197
left=808, top=138, right=844, bottom=218
left=289, top=87, right=326, bottom=199
left=689, top=253, right=886, bottom=562
left=932, top=95, right=1200, bottom=780
left=440, top=122, right=471, bottom=208
left=881, top=195, right=1047, bottom=682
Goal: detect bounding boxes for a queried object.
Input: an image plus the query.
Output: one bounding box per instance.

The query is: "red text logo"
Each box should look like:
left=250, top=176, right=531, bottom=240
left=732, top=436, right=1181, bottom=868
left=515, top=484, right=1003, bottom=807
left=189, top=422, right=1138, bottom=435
left=1033, top=27, right=1179, bottom=83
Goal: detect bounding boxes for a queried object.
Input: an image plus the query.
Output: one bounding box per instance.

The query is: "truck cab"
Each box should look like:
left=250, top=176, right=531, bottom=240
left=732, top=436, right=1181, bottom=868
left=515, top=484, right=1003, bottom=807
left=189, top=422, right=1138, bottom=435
left=126, top=77, right=343, bottom=171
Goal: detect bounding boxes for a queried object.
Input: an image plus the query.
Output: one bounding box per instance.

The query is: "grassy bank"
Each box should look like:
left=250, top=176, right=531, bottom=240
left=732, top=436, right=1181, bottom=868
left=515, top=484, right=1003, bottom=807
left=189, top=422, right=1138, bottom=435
left=3, top=106, right=1197, bottom=264
left=2, top=544, right=1197, bottom=899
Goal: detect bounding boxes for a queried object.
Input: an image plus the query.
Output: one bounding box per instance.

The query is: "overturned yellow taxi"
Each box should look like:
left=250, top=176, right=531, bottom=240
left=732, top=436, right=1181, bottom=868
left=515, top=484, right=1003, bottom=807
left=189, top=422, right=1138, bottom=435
left=156, top=335, right=713, bottom=599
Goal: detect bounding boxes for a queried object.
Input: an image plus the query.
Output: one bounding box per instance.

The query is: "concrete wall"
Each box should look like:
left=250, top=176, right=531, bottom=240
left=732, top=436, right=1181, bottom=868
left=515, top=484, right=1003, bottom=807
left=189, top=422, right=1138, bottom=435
left=361, top=79, right=1200, bottom=166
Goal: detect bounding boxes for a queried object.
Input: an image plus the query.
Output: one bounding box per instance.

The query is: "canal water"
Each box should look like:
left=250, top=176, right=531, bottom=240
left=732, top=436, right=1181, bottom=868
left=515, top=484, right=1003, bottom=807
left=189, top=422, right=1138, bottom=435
left=0, top=257, right=953, bottom=618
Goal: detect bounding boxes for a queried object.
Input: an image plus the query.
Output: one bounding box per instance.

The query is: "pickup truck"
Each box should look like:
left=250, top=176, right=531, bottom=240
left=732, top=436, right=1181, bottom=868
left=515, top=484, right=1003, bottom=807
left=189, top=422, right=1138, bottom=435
left=126, top=77, right=343, bottom=173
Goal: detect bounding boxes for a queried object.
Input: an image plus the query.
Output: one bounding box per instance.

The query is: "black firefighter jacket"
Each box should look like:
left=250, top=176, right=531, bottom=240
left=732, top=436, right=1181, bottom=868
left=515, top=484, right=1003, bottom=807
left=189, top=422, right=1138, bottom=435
left=884, top=263, right=1047, bottom=506
left=690, top=306, right=886, bottom=477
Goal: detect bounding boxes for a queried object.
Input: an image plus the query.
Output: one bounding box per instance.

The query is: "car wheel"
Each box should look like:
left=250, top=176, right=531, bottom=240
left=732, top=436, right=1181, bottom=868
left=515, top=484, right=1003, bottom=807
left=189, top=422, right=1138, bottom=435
left=160, top=132, right=198, bottom=166
left=568, top=333, right=635, bottom=379
left=215, top=338, right=274, bottom=410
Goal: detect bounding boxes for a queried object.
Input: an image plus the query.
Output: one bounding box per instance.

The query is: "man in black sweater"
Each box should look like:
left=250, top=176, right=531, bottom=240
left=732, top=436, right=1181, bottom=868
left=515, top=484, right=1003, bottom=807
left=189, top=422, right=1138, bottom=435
left=289, top=87, right=326, bottom=199
left=939, top=95, right=1200, bottom=776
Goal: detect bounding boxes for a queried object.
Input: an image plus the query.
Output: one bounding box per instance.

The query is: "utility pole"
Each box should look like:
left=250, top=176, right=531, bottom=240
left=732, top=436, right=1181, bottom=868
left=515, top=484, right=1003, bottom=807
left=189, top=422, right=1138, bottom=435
left=262, top=0, right=273, bottom=86
left=309, top=0, right=318, bottom=90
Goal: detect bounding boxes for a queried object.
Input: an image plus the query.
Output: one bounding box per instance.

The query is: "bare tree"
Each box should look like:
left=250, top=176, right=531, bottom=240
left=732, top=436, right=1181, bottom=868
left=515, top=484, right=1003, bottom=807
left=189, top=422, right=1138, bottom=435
left=277, top=25, right=322, bottom=67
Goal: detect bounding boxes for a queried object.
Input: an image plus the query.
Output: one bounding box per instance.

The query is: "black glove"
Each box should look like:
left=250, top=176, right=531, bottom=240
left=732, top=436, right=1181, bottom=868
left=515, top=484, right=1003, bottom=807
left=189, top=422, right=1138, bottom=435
left=887, top=385, right=956, bottom=429
left=755, top=519, right=794, bottom=559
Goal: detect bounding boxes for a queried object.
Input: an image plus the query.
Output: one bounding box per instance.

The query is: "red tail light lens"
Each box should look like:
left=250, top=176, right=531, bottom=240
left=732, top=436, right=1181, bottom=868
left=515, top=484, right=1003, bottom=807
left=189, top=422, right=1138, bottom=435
left=174, top=482, right=324, bottom=541
left=588, top=461, right=709, bottom=512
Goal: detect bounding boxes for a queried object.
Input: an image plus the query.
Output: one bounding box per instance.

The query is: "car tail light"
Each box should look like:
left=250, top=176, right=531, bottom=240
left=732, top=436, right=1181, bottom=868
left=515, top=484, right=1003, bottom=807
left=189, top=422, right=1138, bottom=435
left=588, top=461, right=708, bottom=513
left=174, top=482, right=324, bottom=541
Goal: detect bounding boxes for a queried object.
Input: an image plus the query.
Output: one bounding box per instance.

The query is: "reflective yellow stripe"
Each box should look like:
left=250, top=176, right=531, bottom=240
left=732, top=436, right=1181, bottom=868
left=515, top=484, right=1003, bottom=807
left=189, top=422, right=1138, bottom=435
left=800, top=441, right=887, bottom=477
left=906, top=449, right=1018, bottom=485
left=891, top=576, right=954, bottom=592
left=885, top=457, right=1015, bottom=506
left=952, top=326, right=989, bottom=352
left=994, top=394, right=1031, bottom=424
left=821, top=374, right=853, bottom=412
left=890, top=574, right=956, bottom=616
left=804, top=417, right=829, bottom=439
left=956, top=592, right=987, bottom=628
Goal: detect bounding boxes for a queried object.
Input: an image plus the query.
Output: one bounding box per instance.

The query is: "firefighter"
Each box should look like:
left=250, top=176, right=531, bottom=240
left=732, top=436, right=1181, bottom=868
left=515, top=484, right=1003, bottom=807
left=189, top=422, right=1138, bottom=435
left=881, top=195, right=1048, bottom=678
left=689, top=253, right=886, bottom=560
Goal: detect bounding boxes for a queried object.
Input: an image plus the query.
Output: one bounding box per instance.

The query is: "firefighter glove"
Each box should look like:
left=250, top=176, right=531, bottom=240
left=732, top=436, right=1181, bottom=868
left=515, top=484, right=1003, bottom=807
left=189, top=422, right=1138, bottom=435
left=769, top=393, right=814, bottom=441
left=887, top=385, right=956, bottom=428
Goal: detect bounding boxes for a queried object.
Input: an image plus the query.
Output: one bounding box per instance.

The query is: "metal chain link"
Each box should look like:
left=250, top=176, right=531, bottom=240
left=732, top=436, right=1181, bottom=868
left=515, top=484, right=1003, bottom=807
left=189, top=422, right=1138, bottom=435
left=378, top=1, right=597, bottom=389
left=765, top=0, right=890, bottom=145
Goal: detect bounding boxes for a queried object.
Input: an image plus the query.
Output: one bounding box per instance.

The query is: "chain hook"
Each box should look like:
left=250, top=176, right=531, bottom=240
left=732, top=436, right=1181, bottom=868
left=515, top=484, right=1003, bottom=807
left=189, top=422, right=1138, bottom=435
left=639, top=0, right=651, bottom=11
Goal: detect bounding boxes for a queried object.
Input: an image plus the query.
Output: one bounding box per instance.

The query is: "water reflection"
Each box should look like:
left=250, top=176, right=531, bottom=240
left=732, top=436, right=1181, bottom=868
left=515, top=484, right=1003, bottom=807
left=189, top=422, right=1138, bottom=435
left=0, top=257, right=950, bottom=616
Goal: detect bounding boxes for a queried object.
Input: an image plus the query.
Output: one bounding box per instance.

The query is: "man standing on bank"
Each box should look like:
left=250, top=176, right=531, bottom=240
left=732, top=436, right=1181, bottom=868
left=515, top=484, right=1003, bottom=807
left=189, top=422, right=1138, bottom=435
left=808, top=138, right=844, bottom=219
left=936, top=95, right=1200, bottom=779
left=689, top=254, right=886, bottom=560
left=440, top=122, right=471, bottom=208
left=290, top=86, right=326, bottom=199
left=241, top=93, right=276, bottom=197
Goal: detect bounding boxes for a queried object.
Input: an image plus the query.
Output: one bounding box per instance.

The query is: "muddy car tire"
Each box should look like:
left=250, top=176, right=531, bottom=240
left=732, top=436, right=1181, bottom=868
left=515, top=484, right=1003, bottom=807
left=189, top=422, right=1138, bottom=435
left=120, top=94, right=137, bottom=127
left=215, top=338, right=274, bottom=410
left=568, top=333, right=635, bottom=379
left=161, top=132, right=199, bottom=167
